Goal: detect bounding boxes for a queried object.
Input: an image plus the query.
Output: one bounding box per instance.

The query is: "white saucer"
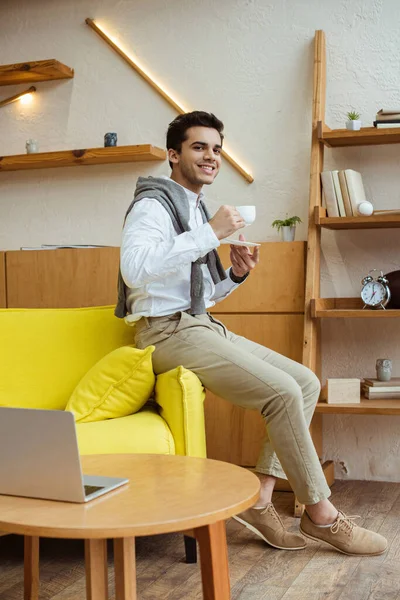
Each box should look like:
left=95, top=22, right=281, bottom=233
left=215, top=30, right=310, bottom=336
left=221, top=238, right=261, bottom=247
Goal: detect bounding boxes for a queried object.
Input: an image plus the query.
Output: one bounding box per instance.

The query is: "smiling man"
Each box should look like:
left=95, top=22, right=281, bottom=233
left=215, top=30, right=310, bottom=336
left=115, top=111, right=387, bottom=557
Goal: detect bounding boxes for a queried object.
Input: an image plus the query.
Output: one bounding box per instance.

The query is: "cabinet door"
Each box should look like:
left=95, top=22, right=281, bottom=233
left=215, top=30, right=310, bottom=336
left=5, top=248, right=120, bottom=308
left=204, top=314, right=304, bottom=465
left=211, top=241, right=306, bottom=313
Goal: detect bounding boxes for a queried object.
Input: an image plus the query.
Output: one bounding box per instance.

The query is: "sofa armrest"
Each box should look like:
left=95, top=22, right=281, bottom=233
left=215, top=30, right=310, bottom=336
left=154, top=366, right=206, bottom=458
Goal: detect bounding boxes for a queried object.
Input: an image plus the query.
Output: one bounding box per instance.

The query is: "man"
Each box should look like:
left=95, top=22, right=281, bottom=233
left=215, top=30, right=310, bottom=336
left=116, top=111, right=386, bottom=556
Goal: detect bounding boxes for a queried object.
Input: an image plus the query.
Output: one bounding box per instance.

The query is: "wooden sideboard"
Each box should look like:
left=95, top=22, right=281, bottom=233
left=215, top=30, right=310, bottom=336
left=0, top=243, right=306, bottom=471
left=208, top=242, right=306, bottom=467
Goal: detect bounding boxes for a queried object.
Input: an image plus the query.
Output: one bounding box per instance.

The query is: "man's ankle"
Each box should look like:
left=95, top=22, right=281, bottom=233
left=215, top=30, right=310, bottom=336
left=305, top=500, right=339, bottom=526
left=306, top=509, right=338, bottom=526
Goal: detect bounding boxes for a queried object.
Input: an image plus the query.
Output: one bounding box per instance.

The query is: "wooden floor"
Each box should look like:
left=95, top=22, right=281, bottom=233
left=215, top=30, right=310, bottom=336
left=0, top=481, right=399, bottom=599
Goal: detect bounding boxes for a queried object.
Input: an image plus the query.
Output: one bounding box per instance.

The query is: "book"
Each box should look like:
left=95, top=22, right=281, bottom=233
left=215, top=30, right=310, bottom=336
left=363, top=377, right=400, bottom=387
left=374, top=121, right=400, bottom=128
left=363, top=386, right=400, bottom=393
left=20, top=244, right=108, bottom=250
left=377, top=109, right=400, bottom=115
left=375, top=115, right=400, bottom=122
left=320, top=171, right=340, bottom=217
left=338, top=171, right=353, bottom=216
left=342, top=170, right=367, bottom=216
left=331, top=170, right=346, bottom=217
left=363, top=389, right=400, bottom=399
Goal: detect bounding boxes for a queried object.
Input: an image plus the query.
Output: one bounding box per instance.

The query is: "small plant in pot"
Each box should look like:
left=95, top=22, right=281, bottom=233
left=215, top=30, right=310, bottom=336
left=346, top=110, right=361, bottom=131
left=271, top=215, right=302, bottom=242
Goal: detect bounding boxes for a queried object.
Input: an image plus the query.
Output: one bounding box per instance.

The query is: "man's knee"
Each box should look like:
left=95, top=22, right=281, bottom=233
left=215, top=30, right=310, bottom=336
left=303, top=369, right=321, bottom=406
left=260, top=376, right=303, bottom=417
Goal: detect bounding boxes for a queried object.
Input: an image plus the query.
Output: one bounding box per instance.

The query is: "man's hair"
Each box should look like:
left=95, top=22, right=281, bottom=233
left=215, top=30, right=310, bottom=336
left=166, top=111, right=224, bottom=168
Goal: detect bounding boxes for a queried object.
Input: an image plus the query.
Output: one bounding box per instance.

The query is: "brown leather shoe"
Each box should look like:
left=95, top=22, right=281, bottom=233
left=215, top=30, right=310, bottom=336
left=233, top=503, right=307, bottom=550
left=300, top=510, right=388, bottom=556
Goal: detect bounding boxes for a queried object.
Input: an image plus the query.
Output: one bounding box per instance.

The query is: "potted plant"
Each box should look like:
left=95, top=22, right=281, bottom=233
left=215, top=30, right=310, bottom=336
left=271, top=215, right=302, bottom=242
left=346, top=110, right=361, bottom=131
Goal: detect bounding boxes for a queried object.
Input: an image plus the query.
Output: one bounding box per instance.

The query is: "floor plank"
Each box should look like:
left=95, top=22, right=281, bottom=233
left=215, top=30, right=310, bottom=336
left=0, top=482, right=399, bottom=600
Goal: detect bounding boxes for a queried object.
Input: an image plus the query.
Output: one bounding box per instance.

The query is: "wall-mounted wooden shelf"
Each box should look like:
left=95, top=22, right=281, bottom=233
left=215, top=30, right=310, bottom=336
left=311, top=297, right=400, bottom=318
left=318, top=121, right=400, bottom=148
left=316, top=398, right=400, bottom=415
left=0, top=60, right=74, bottom=86
left=0, top=145, right=166, bottom=172
left=314, top=207, right=400, bottom=229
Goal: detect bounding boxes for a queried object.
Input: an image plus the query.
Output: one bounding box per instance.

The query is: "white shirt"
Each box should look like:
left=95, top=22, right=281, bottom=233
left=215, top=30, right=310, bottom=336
left=121, top=177, right=240, bottom=323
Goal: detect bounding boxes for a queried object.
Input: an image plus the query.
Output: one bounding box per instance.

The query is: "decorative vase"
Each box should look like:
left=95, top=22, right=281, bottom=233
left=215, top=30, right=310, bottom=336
left=281, top=226, right=296, bottom=242
left=104, top=132, right=118, bottom=147
left=376, top=358, right=392, bottom=382
left=346, top=120, right=361, bottom=131
left=26, top=139, right=38, bottom=154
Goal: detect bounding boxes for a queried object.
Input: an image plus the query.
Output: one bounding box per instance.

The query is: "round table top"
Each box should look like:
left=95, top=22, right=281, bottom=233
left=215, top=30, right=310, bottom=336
left=0, top=454, right=260, bottom=539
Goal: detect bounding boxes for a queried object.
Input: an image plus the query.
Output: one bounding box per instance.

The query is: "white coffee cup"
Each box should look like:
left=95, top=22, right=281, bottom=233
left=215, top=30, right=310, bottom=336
left=236, top=205, right=256, bottom=225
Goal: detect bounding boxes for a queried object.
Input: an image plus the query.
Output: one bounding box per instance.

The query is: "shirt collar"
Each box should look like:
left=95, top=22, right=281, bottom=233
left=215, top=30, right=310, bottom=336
left=161, top=175, right=204, bottom=207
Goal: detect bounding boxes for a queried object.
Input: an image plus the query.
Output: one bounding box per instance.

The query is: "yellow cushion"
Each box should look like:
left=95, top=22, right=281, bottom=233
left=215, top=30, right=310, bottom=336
left=0, top=307, right=135, bottom=411
left=155, top=366, right=206, bottom=457
left=66, top=346, right=155, bottom=423
left=76, top=408, right=175, bottom=455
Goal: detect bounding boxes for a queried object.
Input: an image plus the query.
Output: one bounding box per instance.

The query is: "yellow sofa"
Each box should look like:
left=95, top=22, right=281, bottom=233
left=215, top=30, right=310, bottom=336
left=0, top=306, right=207, bottom=459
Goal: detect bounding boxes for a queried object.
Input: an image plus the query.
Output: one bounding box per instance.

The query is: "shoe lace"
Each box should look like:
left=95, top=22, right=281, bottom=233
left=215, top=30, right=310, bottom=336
left=261, top=503, right=284, bottom=528
left=331, top=511, right=360, bottom=536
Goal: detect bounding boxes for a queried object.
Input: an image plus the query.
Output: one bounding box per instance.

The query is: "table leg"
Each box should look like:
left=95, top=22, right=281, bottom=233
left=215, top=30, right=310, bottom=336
left=114, top=538, right=136, bottom=600
left=85, top=539, right=108, bottom=600
left=24, top=536, right=39, bottom=600
left=195, top=521, right=230, bottom=600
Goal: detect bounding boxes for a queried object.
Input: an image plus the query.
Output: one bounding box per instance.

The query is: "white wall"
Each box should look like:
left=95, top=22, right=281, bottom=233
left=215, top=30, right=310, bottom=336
left=1, top=0, right=399, bottom=481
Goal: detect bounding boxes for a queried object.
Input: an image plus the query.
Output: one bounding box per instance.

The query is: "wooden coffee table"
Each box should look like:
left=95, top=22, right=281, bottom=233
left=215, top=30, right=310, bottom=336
left=0, top=454, right=260, bottom=600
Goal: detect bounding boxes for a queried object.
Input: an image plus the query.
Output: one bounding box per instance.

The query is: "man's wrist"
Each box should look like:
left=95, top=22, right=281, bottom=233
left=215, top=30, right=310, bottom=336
left=229, top=267, right=249, bottom=284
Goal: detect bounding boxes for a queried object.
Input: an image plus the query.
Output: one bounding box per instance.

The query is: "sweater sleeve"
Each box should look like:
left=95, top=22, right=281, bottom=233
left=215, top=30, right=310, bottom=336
left=121, top=199, right=220, bottom=288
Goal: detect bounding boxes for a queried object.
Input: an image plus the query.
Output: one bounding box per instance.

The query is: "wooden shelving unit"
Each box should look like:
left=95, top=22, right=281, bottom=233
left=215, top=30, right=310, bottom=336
left=318, top=122, right=400, bottom=147
left=315, top=206, right=400, bottom=230
left=316, top=399, right=400, bottom=415
left=301, top=31, right=400, bottom=501
left=0, top=145, right=166, bottom=172
left=0, top=60, right=74, bottom=86
left=311, top=298, right=400, bottom=319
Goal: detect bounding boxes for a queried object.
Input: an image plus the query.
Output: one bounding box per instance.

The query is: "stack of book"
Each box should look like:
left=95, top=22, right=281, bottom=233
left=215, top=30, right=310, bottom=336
left=320, top=169, right=367, bottom=217
left=374, top=109, right=400, bottom=128
left=362, top=377, right=400, bottom=399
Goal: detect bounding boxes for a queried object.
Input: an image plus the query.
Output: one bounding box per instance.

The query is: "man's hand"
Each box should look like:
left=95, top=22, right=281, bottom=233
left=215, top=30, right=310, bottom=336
left=230, top=234, right=260, bottom=278
left=209, top=205, right=246, bottom=240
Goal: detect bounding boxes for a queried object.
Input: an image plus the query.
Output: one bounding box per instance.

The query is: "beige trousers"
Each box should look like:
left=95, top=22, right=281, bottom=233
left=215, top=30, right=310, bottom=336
left=135, top=311, right=331, bottom=504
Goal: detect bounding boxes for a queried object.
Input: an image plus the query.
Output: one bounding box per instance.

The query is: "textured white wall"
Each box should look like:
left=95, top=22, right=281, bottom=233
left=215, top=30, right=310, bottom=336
left=1, top=0, right=399, bottom=480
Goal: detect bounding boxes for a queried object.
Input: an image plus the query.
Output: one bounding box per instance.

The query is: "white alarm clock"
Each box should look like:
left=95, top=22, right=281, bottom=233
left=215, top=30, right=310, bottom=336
left=361, top=269, right=391, bottom=310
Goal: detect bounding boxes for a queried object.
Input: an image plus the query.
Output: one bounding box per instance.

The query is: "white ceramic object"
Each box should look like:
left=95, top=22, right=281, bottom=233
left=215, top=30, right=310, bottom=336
left=346, top=120, right=361, bottom=131
left=26, top=139, right=38, bottom=154
left=281, top=226, right=296, bottom=242
left=236, top=205, right=256, bottom=225
left=357, top=201, right=374, bottom=216
left=221, top=238, right=260, bottom=247
left=376, top=358, right=392, bottom=382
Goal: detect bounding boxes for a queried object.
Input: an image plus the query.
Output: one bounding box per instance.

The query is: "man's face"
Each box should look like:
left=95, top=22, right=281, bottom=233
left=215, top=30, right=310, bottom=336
left=168, top=126, right=222, bottom=189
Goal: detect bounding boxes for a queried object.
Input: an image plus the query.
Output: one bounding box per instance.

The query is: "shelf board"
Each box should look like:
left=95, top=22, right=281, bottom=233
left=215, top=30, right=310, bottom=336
left=0, top=60, right=74, bottom=86
left=316, top=398, right=400, bottom=415
left=0, top=145, right=166, bottom=172
left=311, top=297, right=400, bottom=318
left=318, top=121, right=400, bottom=147
left=314, top=207, right=400, bottom=229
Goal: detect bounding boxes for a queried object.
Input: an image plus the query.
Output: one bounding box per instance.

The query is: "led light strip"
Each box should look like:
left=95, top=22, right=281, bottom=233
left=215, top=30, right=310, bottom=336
left=86, top=18, right=254, bottom=183
left=0, top=86, right=36, bottom=109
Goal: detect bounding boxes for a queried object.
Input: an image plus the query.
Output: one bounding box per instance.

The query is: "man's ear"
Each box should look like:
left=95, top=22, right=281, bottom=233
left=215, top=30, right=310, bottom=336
left=168, top=148, right=180, bottom=165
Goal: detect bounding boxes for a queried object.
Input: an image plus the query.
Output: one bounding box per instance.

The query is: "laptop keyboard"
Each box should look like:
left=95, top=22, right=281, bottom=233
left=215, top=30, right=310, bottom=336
left=84, top=485, right=105, bottom=496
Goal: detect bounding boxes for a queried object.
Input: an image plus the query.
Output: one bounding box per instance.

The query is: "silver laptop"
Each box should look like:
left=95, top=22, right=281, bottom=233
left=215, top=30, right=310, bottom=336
left=0, top=407, right=129, bottom=503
